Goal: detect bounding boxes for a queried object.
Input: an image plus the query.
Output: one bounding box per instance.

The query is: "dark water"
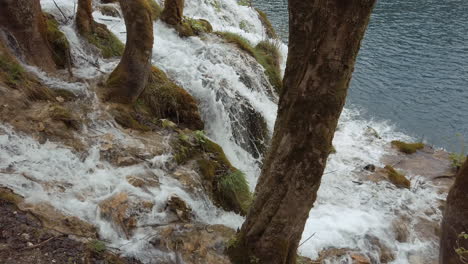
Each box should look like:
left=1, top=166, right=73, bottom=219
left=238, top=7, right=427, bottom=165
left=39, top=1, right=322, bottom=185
left=254, top=0, right=468, bottom=151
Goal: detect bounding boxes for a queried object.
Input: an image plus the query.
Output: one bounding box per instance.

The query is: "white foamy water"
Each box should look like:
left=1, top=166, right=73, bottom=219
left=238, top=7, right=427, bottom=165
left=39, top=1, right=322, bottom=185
left=0, top=0, right=445, bottom=263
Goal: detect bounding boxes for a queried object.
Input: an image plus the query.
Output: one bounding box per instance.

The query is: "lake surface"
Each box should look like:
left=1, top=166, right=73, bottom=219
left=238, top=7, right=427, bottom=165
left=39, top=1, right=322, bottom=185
left=254, top=0, right=468, bottom=151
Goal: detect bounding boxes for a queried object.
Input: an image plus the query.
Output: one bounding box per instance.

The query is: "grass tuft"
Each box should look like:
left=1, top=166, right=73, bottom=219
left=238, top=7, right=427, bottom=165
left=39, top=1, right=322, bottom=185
left=384, top=165, right=410, bottom=188
left=391, top=140, right=424, bottom=154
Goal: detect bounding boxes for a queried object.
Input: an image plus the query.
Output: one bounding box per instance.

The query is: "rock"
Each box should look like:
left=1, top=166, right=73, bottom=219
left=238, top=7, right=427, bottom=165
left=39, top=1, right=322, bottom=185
left=364, top=235, right=395, bottom=263
left=351, top=253, right=371, bottom=264
left=165, top=195, right=192, bottom=222
left=365, top=126, right=381, bottom=139
left=392, top=217, right=410, bottom=242
left=151, top=223, right=235, bottom=264
left=117, top=156, right=140, bottom=167
left=99, top=192, right=135, bottom=238
left=126, top=174, right=159, bottom=189
left=364, top=164, right=376, bottom=172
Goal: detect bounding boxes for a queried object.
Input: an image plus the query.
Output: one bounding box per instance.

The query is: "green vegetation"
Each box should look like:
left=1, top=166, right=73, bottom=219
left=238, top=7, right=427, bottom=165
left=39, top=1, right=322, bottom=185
left=99, top=5, right=120, bottom=17
left=391, top=140, right=424, bottom=154
left=0, top=54, right=25, bottom=87
left=384, top=165, right=410, bottom=189
left=45, top=14, right=71, bottom=69
left=135, top=66, right=204, bottom=130
left=255, top=8, right=277, bottom=39
left=237, top=0, right=251, bottom=6
left=449, top=134, right=466, bottom=171
left=177, top=17, right=213, bottom=37
left=84, top=24, right=124, bottom=58
left=147, top=0, right=162, bottom=20
left=87, top=240, right=106, bottom=254
left=173, top=130, right=252, bottom=215
left=216, top=32, right=283, bottom=93
left=455, top=232, right=468, bottom=263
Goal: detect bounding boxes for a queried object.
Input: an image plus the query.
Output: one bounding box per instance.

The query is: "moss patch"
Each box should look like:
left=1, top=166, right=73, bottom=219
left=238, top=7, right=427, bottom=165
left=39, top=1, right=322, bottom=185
left=176, top=17, right=213, bottom=37
left=391, top=140, right=424, bottom=154
left=216, top=32, right=282, bottom=93
left=384, top=165, right=410, bottom=189
left=255, top=8, right=277, bottom=39
left=173, top=131, right=252, bottom=215
left=83, top=23, right=124, bottom=58
left=45, top=14, right=71, bottom=69
left=147, top=0, right=162, bottom=20
left=135, top=66, right=204, bottom=130
left=0, top=42, right=54, bottom=101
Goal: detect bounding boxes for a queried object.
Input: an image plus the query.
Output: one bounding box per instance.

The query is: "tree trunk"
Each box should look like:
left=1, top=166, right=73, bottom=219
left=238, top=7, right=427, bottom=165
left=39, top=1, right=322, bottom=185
left=0, top=0, right=56, bottom=72
left=160, top=0, right=184, bottom=25
left=440, top=159, right=468, bottom=264
left=76, top=0, right=94, bottom=35
left=227, top=1, right=376, bottom=263
left=103, top=0, right=153, bottom=104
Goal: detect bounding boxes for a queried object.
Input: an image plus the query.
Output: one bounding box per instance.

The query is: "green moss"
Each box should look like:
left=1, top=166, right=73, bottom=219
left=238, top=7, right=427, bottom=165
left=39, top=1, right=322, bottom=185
left=49, top=104, right=80, bottom=130
left=391, top=140, right=424, bottom=154
left=45, top=14, right=71, bottom=69
left=136, top=66, right=204, bottom=130
left=0, top=54, right=26, bottom=87
left=449, top=153, right=466, bottom=171
left=84, top=24, right=124, bottom=58
left=255, top=8, right=277, bottom=39
left=147, top=0, right=162, bottom=20
left=384, top=165, right=410, bottom=189
left=218, top=170, right=252, bottom=215
left=112, top=108, right=151, bottom=131
left=216, top=32, right=283, bottom=93
left=87, top=240, right=106, bottom=254
left=177, top=17, right=213, bottom=37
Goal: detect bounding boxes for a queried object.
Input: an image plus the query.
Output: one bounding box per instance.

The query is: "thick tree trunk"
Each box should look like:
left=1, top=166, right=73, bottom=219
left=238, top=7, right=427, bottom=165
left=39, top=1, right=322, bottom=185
left=440, top=160, right=468, bottom=264
left=160, top=0, right=184, bottom=25
left=103, top=0, right=153, bottom=104
left=227, top=1, right=376, bottom=263
left=0, top=0, right=56, bottom=72
left=76, top=0, right=94, bottom=35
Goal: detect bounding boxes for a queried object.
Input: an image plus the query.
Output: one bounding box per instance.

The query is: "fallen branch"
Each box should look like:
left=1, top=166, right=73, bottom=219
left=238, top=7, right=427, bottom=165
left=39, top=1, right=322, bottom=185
left=19, top=236, right=58, bottom=251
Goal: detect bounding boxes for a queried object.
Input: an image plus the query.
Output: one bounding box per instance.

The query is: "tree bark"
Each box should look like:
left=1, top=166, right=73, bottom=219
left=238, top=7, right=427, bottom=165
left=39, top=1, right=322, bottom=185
left=160, top=0, right=184, bottom=25
left=440, top=159, right=468, bottom=264
left=76, top=0, right=94, bottom=35
left=227, top=1, right=376, bottom=263
left=0, top=0, right=56, bottom=72
left=103, top=0, right=153, bottom=104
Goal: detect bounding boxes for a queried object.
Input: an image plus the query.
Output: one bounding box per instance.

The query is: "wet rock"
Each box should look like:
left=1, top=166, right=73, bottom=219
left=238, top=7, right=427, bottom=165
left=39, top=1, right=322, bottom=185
left=151, top=223, right=235, bottom=264
left=126, top=173, right=159, bottom=189
left=364, top=235, right=395, bottom=263
left=165, top=195, right=192, bottom=222
left=363, top=164, right=376, bottom=172
left=351, top=253, right=371, bottom=264
left=365, top=126, right=381, bottom=139
left=384, top=165, right=411, bottom=189
left=99, top=192, right=136, bottom=238
left=117, top=156, right=140, bottom=167
left=392, top=217, right=410, bottom=242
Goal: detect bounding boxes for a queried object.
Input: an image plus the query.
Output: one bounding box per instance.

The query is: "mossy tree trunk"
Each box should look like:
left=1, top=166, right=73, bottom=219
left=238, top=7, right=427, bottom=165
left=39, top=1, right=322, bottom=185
left=0, top=0, right=56, bottom=72
left=76, top=0, right=94, bottom=35
left=103, top=0, right=153, bottom=104
left=160, top=0, right=184, bottom=25
left=227, top=0, right=376, bottom=263
left=440, top=159, right=468, bottom=264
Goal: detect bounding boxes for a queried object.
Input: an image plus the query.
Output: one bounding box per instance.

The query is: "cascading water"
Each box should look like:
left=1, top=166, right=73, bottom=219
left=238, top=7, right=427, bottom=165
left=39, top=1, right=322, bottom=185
left=0, top=0, right=445, bottom=263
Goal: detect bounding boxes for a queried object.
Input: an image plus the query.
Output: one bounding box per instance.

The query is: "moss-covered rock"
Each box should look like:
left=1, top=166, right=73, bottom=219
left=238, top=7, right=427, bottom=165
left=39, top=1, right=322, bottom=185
left=44, top=14, right=71, bottom=69
left=0, top=41, right=54, bottom=101
left=173, top=131, right=252, bottom=215
left=175, top=17, right=214, bottom=37
left=136, top=66, right=204, bottom=130
left=48, top=104, right=80, bottom=130
left=391, top=140, right=424, bottom=154
left=216, top=32, right=283, bottom=93
left=84, top=23, right=125, bottom=58
left=255, top=8, right=277, bottom=39
left=384, top=165, right=410, bottom=188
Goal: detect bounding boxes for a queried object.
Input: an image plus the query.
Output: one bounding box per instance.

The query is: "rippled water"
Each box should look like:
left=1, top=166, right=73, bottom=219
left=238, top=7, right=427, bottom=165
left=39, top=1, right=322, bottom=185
left=254, top=0, right=468, bottom=151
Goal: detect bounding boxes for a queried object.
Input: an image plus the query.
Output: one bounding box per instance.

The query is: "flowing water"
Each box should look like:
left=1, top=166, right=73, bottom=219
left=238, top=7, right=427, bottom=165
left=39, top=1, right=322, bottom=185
left=0, top=0, right=455, bottom=263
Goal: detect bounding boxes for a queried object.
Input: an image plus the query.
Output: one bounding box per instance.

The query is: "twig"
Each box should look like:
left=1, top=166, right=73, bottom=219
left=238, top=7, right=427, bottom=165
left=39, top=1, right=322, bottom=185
left=298, top=233, right=316, bottom=248
left=19, top=236, right=58, bottom=251
left=53, top=0, right=69, bottom=23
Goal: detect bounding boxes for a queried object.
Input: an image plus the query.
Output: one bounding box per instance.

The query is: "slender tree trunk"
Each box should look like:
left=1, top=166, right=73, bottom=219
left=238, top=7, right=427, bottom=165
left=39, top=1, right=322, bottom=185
left=227, top=1, right=376, bottom=263
left=76, top=0, right=94, bottom=35
left=0, top=0, right=56, bottom=72
left=160, top=0, right=184, bottom=25
left=440, top=159, right=468, bottom=264
left=103, top=0, right=153, bottom=104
